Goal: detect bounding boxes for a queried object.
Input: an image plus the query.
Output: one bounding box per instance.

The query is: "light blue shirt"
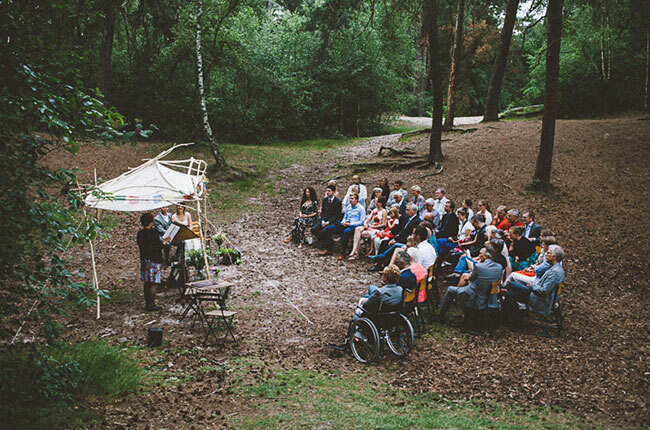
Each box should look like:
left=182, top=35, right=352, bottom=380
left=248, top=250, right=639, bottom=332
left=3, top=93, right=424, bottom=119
left=342, top=203, right=366, bottom=227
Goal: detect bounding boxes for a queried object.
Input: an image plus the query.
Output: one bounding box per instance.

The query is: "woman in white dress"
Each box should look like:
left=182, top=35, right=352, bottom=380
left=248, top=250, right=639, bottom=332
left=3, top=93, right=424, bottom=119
left=171, top=204, right=202, bottom=254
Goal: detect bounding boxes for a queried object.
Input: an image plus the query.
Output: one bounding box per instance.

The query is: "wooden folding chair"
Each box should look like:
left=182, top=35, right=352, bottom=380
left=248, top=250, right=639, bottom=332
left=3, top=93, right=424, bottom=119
left=535, top=282, right=564, bottom=338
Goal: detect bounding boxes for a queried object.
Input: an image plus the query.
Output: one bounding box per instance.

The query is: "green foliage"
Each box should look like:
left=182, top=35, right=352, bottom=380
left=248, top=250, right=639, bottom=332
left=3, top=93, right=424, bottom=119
left=0, top=341, right=143, bottom=428
left=0, top=6, right=148, bottom=341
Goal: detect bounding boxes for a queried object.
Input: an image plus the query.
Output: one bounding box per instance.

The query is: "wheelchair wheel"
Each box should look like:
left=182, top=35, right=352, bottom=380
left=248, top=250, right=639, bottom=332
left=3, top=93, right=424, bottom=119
left=385, top=314, right=414, bottom=357
left=348, top=317, right=380, bottom=363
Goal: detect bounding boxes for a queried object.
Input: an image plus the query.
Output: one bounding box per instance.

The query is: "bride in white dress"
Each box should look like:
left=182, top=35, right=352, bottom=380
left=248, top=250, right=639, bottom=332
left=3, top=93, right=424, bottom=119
left=171, top=204, right=202, bottom=254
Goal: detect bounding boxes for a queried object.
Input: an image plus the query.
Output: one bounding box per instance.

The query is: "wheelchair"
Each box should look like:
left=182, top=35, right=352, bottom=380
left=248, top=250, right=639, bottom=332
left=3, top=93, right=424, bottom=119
left=346, top=306, right=414, bottom=364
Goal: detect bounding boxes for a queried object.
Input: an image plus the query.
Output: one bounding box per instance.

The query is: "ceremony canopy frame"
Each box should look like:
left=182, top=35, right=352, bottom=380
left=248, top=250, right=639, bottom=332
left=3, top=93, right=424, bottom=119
left=83, top=143, right=210, bottom=318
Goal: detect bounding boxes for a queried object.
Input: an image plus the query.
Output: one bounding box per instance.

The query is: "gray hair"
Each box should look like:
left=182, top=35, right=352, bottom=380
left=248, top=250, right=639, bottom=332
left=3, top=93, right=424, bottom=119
left=484, top=225, right=497, bottom=238
left=507, top=209, right=519, bottom=217
left=472, top=213, right=486, bottom=224
left=394, top=192, right=403, bottom=201
left=410, top=185, right=421, bottom=193
left=425, top=198, right=435, bottom=206
left=397, top=250, right=411, bottom=267
left=407, top=203, right=418, bottom=212
left=351, top=185, right=359, bottom=193
left=548, top=244, right=564, bottom=262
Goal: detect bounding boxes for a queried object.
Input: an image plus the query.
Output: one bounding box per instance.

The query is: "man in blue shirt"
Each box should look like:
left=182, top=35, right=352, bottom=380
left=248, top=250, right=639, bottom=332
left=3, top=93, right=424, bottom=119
left=319, top=193, right=366, bottom=257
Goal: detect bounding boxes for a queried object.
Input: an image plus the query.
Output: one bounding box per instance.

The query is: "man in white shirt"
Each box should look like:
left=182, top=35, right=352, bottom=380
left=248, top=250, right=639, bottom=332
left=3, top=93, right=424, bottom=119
left=342, top=175, right=368, bottom=208
left=476, top=199, right=493, bottom=225
left=412, top=225, right=437, bottom=270
left=433, top=188, right=449, bottom=219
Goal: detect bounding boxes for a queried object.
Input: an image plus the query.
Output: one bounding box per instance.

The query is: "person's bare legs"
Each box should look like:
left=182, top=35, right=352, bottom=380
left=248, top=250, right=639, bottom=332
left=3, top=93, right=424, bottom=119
left=349, top=226, right=364, bottom=257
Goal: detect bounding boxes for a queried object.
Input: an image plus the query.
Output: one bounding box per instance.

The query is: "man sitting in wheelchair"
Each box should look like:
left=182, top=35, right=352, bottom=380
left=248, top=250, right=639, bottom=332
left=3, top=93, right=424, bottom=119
left=329, top=264, right=404, bottom=353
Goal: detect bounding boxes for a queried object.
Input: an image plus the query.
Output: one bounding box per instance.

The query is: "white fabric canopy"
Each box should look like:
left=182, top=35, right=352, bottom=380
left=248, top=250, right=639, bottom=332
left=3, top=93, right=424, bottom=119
left=84, top=145, right=207, bottom=212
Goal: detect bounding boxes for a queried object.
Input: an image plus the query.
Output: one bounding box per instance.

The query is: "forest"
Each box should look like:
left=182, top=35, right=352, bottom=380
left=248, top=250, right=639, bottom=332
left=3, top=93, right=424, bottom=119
left=3, top=0, right=648, bottom=145
left=1, top=0, right=650, bottom=428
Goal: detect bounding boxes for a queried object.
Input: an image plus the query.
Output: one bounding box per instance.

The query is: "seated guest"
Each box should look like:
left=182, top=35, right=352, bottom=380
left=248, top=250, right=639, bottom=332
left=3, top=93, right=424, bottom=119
left=328, top=265, right=404, bottom=352
left=327, top=179, right=341, bottom=200
left=311, top=184, right=343, bottom=246
left=456, top=198, right=474, bottom=222
left=319, top=193, right=365, bottom=256
left=349, top=197, right=387, bottom=259
left=508, top=225, right=537, bottom=270
left=408, top=185, right=425, bottom=215
left=372, top=207, right=400, bottom=256
left=521, top=211, right=542, bottom=245
left=342, top=175, right=368, bottom=208
left=387, top=179, right=408, bottom=207
left=379, top=177, right=390, bottom=200
left=420, top=219, right=441, bottom=254
left=420, top=198, right=440, bottom=226
left=506, top=245, right=565, bottom=314
left=433, top=188, right=449, bottom=219
left=436, top=244, right=503, bottom=324
left=368, top=203, right=420, bottom=272
left=392, top=191, right=407, bottom=218
left=395, top=251, right=417, bottom=303
left=485, top=225, right=512, bottom=275
left=445, top=214, right=488, bottom=278
left=461, top=214, right=488, bottom=257
left=492, top=205, right=509, bottom=229
left=504, top=234, right=557, bottom=288
left=366, top=187, right=384, bottom=212
left=284, top=187, right=319, bottom=249
left=437, top=200, right=460, bottom=240
left=477, top=199, right=493, bottom=225
left=506, top=208, right=523, bottom=231
left=411, top=224, right=437, bottom=271
left=437, top=207, right=472, bottom=256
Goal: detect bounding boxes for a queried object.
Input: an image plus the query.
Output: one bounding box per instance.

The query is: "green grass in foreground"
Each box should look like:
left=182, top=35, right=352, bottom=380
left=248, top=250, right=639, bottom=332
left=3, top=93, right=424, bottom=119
left=230, top=365, right=591, bottom=429
left=0, top=341, right=143, bottom=429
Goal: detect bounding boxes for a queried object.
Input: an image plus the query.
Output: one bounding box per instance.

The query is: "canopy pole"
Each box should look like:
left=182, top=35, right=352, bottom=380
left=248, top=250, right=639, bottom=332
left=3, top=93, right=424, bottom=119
left=89, top=238, right=100, bottom=319
left=197, top=199, right=210, bottom=280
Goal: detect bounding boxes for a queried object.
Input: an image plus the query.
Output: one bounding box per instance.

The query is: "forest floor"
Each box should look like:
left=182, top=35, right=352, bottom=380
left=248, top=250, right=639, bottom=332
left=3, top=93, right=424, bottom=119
left=43, top=114, right=649, bottom=428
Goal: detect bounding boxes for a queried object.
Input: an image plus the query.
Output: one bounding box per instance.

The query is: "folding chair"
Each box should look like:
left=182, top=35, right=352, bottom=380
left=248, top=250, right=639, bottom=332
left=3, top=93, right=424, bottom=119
left=195, top=286, right=238, bottom=345
left=423, top=264, right=440, bottom=321
left=405, top=278, right=427, bottom=338
left=535, top=282, right=563, bottom=338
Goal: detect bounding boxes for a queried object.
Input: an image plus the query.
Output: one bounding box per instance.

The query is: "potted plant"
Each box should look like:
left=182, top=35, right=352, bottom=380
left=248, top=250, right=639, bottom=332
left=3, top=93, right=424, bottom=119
left=211, top=232, right=226, bottom=247
left=218, top=247, right=241, bottom=265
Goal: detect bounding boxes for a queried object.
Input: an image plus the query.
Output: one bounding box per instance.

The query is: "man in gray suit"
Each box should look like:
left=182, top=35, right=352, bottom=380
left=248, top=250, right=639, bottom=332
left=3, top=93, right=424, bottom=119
left=507, top=245, right=565, bottom=314
left=153, top=206, right=172, bottom=264
left=436, top=245, right=504, bottom=324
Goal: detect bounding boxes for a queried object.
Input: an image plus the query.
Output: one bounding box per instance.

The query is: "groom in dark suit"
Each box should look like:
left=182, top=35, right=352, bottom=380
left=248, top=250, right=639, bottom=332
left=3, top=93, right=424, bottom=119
left=311, top=184, right=343, bottom=246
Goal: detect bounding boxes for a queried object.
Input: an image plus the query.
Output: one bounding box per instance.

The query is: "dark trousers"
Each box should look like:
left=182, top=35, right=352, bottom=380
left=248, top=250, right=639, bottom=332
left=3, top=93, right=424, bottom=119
left=321, top=222, right=355, bottom=253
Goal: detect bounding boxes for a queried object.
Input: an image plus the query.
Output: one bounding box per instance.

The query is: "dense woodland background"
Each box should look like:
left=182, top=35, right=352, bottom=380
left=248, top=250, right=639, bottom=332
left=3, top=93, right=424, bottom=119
left=3, top=0, right=648, bottom=144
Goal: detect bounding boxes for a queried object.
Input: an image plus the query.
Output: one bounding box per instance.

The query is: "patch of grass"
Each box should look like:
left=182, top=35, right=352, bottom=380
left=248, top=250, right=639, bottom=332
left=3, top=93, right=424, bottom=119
left=231, top=369, right=592, bottom=429
left=378, top=122, right=427, bottom=135
left=0, top=341, right=144, bottom=429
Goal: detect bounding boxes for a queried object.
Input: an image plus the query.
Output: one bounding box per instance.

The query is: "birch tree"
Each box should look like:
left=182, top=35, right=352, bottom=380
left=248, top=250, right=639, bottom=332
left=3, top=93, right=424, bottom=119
left=196, top=0, right=227, bottom=168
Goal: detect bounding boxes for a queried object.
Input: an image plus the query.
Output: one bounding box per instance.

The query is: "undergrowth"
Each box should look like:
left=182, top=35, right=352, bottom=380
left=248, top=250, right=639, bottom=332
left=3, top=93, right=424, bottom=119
left=0, top=341, right=143, bottom=429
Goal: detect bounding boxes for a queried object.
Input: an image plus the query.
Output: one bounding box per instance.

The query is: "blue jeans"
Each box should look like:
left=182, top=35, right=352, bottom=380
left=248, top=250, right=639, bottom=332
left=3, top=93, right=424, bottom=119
left=453, top=255, right=471, bottom=274
left=437, top=238, right=456, bottom=255
left=373, top=243, right=405, bottom=260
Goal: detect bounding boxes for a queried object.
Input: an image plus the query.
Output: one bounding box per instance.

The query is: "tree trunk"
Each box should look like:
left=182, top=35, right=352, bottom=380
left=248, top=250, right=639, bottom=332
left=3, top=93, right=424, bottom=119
left=427, top=0, right=444, bottom=162
left=482, top=0, right=519, bottom=122
left=443, top=0, right=466, bottom=129
left=98, top=0, right=117, bottom=97
left=643, top=28, right=650, bottom=112
left=532, top=0, right=563, bottom=189
left=196, top=0, right=227, bottom=168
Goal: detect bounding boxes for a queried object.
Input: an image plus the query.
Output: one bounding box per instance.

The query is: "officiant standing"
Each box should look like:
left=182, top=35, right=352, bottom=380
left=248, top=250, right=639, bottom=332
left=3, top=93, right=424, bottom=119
left=154, top=205, right=172, bottom=264
left=138, top=213, right=171, bottom=311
